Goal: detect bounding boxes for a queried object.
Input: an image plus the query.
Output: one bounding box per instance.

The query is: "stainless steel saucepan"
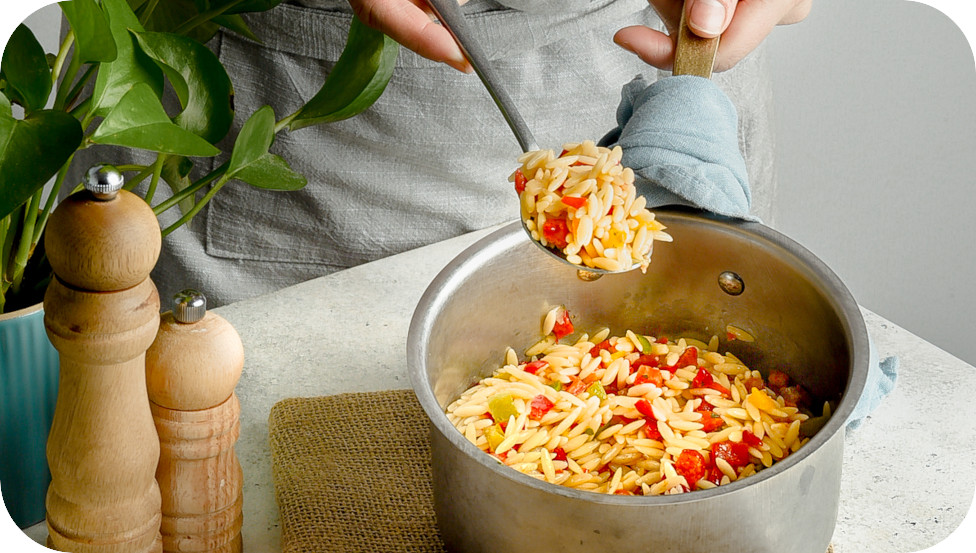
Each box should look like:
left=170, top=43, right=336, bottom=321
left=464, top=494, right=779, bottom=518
left=408, top=209, right=869, bottom=553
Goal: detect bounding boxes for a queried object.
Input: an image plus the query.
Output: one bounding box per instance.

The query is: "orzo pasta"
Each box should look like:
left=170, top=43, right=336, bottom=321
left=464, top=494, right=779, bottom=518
left=445, top=306, right=826, bottom=496
left=512, top=140, right=671, bottom=273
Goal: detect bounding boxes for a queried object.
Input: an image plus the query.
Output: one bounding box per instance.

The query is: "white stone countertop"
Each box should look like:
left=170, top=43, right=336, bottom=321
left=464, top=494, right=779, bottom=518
left=23, top=225, right=976, bottom=552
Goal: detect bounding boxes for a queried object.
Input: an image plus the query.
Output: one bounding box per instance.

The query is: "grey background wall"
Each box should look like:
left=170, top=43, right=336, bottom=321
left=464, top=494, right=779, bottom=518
left=5, top=1, right=976, bottom=365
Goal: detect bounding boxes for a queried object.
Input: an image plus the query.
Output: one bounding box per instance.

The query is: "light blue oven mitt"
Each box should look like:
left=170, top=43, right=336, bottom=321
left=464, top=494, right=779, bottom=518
left=599, top=74, right=757, bottom=221
left=600, top=73, right=897, bottom=429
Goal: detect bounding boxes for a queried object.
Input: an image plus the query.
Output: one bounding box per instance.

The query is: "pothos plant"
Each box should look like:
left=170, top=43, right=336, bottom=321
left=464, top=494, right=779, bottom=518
left=0, top=0, right=398, bottom=313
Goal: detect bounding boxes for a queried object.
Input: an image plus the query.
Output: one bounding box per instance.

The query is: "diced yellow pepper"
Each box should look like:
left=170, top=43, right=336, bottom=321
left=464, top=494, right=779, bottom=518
left=748, top=388, right=780, bottom=413
left=488, top=393, right=519, bottom=423
left=485, top=424, right=505, bottom=452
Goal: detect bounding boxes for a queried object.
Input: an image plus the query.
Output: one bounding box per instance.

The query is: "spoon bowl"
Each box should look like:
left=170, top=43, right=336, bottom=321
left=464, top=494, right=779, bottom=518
left=425, top=0, right=718, bottom=279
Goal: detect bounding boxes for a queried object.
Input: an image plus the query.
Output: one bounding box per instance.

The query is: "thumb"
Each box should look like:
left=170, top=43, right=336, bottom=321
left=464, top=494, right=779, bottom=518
left=685, top=0, right=737, bottom=38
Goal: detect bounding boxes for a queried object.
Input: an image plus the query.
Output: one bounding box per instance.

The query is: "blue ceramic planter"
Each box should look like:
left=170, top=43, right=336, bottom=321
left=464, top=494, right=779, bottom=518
left=0, top=303, right=59, bottom=528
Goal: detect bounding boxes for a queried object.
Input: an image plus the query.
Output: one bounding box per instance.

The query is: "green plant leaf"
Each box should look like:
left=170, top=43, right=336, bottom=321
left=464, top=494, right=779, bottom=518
left=133, top=30, right=234, bottom=143
left=228, top=104, right=274, bottom=174
left=212, top=14, right=261, bottom=43
left=59, top=0, right=118, bottom=64
left=225, top=105, right=306, bottom=190
left=0, top=109, right=83, bottom=220
left=0, top=92, right=10, bottom=116
left=91, top=82, right=220, bottom=156
left=218, top=0, right=285, bottom=15
left=159, top=155, right=197, bottom=216
left=140, top=0, right=220, bottom=44
left=92, top=0, right=163, bottom=117
left=288, top=16, right=398, bottom=131
left=0, top=25, right=52, bottom=114
left=233, top=154, right=306, bottom=190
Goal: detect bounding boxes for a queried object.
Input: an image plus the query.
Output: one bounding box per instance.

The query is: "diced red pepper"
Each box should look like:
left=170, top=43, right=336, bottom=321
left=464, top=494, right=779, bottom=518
left=707, top=465, right=724, bottom=485
left=514, top=168, right=527, bottom=194
left=697, top=398, right=715, bottom=412
left=529, top=395, right=555, bottom=420
left=633, top=366, right=664, bottom=387
left=698, top=411, right=725, bottom=432
left=541, top=218, right=570, bottom=249
left=711, top=440, right=752, bottom=469
left=635, top=399, right=656, bottom=420
left=672, top=346, right=699, bottom=369
left=768, top=369, right=791, bottom=389
left=656, top=337, right=669, bottom=344
left=742, top=430, right=763, bottom=448
left=552, top=310, right=574, bottom=339
left=707, top=380, right=731, bottom=397
left=523, top=360, right=548, bottom=374
left=560, top=195, right=587, bottom=209
left=675, top=449, right=707, bottom=489
left=552, top=447, right=568, bottom=461
left=726, top=331, right=737, bottom=341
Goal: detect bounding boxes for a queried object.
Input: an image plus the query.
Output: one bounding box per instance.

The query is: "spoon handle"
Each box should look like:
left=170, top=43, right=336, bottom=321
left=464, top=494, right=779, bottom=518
left=426, top=0, right=539, bottom=152
left=673, top=5, right=721, bottom=78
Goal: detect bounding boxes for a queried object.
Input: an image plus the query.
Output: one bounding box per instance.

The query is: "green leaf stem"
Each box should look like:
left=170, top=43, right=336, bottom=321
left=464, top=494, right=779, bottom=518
left=227, top=106, right=305, bottom=190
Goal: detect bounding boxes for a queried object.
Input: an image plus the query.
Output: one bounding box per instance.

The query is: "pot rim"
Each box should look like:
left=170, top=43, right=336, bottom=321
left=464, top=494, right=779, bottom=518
left=408, top=208, right=870, bottom=505
left=0, top=301, right=43, bottom=322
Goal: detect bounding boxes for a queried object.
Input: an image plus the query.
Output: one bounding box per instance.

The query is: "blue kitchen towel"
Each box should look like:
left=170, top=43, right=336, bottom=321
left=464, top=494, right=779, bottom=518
left=600, top=74, right=756, bottom=221
left=601, top=73, right=898, bottom=429
left=848, top=339, right=899, bottom=430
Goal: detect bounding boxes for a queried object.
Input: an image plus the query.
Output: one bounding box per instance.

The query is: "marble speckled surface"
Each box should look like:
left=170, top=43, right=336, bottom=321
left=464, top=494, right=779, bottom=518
left=22, top=225, right=976, bottom=551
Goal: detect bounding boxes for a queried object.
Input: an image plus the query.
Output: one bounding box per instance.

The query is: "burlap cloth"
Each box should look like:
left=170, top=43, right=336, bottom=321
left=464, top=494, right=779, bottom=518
left=268, top=389, right=834, bottom=553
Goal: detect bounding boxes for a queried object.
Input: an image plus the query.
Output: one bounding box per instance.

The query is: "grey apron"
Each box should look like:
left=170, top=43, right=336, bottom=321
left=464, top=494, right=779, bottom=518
left=80, top=0, right=775, bottom=307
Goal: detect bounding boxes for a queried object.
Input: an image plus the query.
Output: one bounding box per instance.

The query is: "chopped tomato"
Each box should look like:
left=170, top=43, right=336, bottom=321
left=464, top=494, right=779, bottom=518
left=560, top=195, right=587, bottom=209
left=743, top=376, right=765, bottom=393
left=552, top=310, right=574, bottom=339
left=711, top=440, right=752, bottom=469
left=671, top=346, right=699, bottom=369
left=691, top=366, right=713, bottom=388
left=698, top=411, right=725, bottom=432
left=707, top=465, right=724, bottom=485
left=633, top=366, right=664, bottom=387
left=726, top=331, right=737, bottom=341
left=768, top=369, right=791, bottom=389
left=565, top=376, right=588, bottom=395
left=697, top=398, right=715, bottom=412
left=552, top=447, right=568, bottom=461
left=675, top=450, right=707, bottom=489
left=529, top=395, right=555, bottom=420
left=707, top=380, right=731, bottom=396
left=631, top=354, right=660, bottom=370
left=656, top=337, right=669, bottom=344
left=779, top=385, right=810, bottom=408
left=541, top=218, right=570, bottom=249
left=514, top=168, right=527, bottom=194
left=523, top=360, right=548, bottom=374
left=742, top=430, right=763, bottom=448
left=589, top=339, right=615, bottom=357
left=635, top=398, right=656, bottom=420
left=643, top=420, right=663, bottom=440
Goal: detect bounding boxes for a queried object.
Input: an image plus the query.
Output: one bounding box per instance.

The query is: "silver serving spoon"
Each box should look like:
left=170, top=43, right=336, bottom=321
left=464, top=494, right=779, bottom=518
left=425, top=0, right=718, bottom=280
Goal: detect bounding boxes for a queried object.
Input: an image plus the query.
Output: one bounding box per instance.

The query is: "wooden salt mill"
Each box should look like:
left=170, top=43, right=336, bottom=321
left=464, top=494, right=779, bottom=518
left=43, top=165, right=163, bottom=552
left=146, top=289, right=245, bottom=553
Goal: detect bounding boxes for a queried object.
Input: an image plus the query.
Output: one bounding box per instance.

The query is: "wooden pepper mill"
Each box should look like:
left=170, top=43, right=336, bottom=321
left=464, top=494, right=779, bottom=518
left=43, top=165, right=163, bottom=552
left=146, top=289, right=245, bottom=553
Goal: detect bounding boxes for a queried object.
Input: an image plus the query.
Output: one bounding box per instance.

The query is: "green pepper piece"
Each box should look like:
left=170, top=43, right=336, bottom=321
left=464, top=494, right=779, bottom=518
left=488, top=393, right=519, bottom=423
left=549, top=380, right=563, bottom=392
left=586, top=381, right=607, bottom=401
left=485, top=423, right=506, bottom=452
left=636, top=334, right=653, bottom=353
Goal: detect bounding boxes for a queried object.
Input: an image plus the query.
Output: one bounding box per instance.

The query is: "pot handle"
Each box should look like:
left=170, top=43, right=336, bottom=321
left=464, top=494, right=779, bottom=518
left=673, top=4, right=721, bottom=78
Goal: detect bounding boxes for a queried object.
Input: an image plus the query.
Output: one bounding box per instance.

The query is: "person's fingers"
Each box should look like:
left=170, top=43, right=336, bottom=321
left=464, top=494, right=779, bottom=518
left=685, top=0, right=738, bottom=38
left=350, top=0, right=472, bottom=72
left=613, top=25, right=676, bottom=71
left=779, top=0, right=813, bottom=25
left=713, top=0, right=802, bottom=71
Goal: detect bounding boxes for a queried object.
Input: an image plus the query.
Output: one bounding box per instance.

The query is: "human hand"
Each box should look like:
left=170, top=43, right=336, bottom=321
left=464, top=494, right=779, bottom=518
left=614, top=0, right=813, bottom=72
left=348, top=0, right=473, bottom=73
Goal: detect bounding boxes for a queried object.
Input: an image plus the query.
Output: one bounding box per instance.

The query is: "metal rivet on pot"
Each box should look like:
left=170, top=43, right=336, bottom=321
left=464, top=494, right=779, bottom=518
left=718, top=271, right=745, bottom=296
